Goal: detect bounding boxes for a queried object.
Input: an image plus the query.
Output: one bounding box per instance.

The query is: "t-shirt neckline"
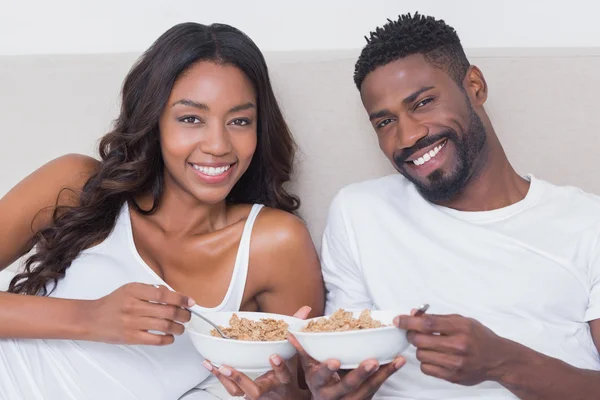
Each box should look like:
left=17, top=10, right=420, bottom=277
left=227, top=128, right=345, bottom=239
left=430, top=174, right=544, bottom=223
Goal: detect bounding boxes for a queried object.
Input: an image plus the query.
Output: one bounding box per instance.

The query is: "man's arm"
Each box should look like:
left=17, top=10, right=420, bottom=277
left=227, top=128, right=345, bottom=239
left=494, top=320, right=600, bottom=399
left=396, top=228, right=600, bottom=400
left=395, top=314, right=600, bottom=400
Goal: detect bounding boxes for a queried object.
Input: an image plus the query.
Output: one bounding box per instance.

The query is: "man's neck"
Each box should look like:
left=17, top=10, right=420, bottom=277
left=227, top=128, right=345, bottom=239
left=435, top=136, right=530, bottom=212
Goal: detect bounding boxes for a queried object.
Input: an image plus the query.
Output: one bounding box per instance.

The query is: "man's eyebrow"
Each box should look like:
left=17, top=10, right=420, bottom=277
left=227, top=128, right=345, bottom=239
left=369, top=109, right=392, bottom=121
left=402, top=86, right=436, bottom=106
left=369, top=86, right=436, bottom=121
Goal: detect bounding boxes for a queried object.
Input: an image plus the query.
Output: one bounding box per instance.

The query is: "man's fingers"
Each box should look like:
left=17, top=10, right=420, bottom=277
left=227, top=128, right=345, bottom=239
left=416, top=349, right=462, bottom=370
left=320, top=359, right=379, bottom=398
left=308, top=359, right=340, bottom=389
left=270, top=355, right=292, bottom=384
left=394, top=314, right=459, bottom=334
left=407, top=332, right=460, bottom=353
left=420, top=362, right=454, bottom=382
left=292, top=306, right=313, bottom=320
left=288, top=333, right=317, bottom=370
left=348, top=357, right=406, bottom=400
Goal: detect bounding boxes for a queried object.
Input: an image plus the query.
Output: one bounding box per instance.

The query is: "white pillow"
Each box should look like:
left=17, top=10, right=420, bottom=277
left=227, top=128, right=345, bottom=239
left=0, top=269, right=15, bottom=291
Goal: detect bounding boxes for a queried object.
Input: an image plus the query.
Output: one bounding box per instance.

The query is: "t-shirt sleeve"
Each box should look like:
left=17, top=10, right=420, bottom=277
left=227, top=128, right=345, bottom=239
left=585, top=234, right=600, bottom=322
left=320, top=191, right=373, bottom=315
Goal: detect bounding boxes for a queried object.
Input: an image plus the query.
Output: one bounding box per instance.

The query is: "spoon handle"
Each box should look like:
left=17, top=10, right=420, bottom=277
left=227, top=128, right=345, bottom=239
left=413, top=304, right=430, bottom=317
left=151, top=284, right=231, bottom=339
left=188, top=307, right=229, bottom=339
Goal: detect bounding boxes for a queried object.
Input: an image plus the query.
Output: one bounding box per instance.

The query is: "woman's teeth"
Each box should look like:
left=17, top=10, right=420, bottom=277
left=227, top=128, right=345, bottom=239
left=412, top=141, right=446, bottom=166
left=192, top=164, right=231, bottom=176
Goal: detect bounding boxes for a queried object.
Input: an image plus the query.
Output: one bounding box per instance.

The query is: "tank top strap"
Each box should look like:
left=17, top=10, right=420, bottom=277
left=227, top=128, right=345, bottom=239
left=221, top=203, right=265, bottom=311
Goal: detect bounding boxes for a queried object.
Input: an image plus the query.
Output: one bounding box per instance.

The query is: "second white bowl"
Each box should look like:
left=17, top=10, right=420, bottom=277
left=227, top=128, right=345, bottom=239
left=287, top=310, right=409, bottom=369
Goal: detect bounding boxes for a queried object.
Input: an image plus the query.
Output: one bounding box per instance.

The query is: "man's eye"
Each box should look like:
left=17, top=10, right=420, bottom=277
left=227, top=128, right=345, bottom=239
left=415, top=98, right=434, bottom=109
left=377, top=118, right=394, bottom=129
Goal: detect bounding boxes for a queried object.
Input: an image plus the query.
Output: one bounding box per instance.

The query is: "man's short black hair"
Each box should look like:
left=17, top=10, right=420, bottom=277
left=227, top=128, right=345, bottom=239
left=353, top=12, right=470, bottom=90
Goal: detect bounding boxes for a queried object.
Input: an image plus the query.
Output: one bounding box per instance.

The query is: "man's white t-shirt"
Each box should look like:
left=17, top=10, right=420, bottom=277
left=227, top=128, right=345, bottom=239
left=321, top=174, right=600, bottom=400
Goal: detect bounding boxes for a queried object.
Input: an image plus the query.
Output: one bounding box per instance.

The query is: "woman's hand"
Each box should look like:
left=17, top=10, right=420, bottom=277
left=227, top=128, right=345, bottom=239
left=85, top=283, right=194, bottom=345
left=204, top=355, right=306, bottom=400
left=203, top=306, right=313, bottom=400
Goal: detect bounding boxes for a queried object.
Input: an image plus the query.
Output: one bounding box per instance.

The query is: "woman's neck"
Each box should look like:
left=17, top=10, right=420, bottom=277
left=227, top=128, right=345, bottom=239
left=136, top=181, right=229, bottom=237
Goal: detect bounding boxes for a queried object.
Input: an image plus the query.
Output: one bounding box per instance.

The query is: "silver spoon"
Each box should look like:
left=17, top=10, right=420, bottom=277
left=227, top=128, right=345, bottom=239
left=187, top=307, right=230, bottom=339
left=152, top=284, right=231, bottom=339
left=413, top=303, right=430, bottom=317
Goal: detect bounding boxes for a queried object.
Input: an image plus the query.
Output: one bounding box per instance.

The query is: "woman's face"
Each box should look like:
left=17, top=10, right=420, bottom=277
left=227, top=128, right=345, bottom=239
left=159, top=61, right=258, bottom=205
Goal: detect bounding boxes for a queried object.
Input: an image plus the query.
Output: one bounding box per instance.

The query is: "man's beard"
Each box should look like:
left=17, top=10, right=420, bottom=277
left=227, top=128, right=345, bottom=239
left=393, top=106, right=487, bottom=203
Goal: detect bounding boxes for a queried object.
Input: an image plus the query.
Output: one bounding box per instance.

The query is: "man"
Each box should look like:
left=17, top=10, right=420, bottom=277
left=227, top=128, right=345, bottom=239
left=319, top=12, right=600, bottom=399
left=197, top=12, right=600, bottom=400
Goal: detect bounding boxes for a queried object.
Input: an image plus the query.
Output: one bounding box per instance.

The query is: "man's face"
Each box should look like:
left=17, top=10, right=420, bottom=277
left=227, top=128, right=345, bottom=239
left=360, top=54, right=487, bottom=202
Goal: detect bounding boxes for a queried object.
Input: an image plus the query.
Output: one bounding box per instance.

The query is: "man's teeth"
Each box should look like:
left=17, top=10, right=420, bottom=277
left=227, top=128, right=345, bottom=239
left=412, top=142, right=446, bottom=166
left=192, top=164, right=231, bottom=176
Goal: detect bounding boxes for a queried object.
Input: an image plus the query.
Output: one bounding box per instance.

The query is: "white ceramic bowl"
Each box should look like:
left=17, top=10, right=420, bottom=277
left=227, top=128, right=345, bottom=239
left=288, top=310, right=409, bottom=369
left=187, top=311, right=300, bottom=374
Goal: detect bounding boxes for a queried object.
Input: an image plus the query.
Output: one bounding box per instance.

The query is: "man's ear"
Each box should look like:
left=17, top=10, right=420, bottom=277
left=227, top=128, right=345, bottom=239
left=462, top=65, right=488, bottom=106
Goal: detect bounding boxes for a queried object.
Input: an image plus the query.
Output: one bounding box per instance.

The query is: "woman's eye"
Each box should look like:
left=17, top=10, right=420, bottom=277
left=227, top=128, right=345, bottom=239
left=230, top=118, right=251, bottom=126
left=180, top=116, right=201, bottom=124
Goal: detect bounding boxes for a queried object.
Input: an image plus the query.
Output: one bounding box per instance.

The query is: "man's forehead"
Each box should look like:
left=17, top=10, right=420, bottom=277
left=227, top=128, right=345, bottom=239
left=361, top=55, right=445, bottom=107
left=363, top=55, right=442, bottom=94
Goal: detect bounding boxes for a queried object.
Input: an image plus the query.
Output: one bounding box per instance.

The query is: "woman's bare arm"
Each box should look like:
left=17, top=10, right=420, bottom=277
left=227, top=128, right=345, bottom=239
left=0, top=153, right=100, bottom=339
left=0, top=153, right=99, bottom=270
left=251, top=208, right=325, bottom=318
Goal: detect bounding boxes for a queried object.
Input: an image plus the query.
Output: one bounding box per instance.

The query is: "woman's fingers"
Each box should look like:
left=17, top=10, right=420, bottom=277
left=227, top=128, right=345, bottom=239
left=292, top=306, right=313, bottom=320
left=203, top=361, right=246, bottom=397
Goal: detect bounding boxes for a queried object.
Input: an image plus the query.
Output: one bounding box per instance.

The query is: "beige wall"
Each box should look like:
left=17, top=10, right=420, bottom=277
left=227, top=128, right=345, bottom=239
left=3, top=1, right=600, bottom=56
left=1, top=48, right=600, bottom=277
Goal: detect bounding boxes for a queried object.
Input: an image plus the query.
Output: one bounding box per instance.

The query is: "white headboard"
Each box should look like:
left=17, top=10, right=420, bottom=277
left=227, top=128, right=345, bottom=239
left=2, top=48, right=600, bottom=253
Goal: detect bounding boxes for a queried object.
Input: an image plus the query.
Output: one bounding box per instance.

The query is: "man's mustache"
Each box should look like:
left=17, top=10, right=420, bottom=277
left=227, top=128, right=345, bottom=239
left=393, top=130, right=459, bottom=166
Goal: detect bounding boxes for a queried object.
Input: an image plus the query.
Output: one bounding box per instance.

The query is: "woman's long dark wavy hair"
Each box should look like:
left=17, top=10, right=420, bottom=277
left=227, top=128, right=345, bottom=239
left=8, top=22, right=299, bottom=296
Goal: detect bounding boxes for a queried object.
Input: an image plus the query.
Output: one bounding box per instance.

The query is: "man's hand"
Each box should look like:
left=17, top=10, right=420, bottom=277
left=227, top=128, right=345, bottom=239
left=289, top=334, right=406, bottom=400
left=394, top=313, right=510, bottom=386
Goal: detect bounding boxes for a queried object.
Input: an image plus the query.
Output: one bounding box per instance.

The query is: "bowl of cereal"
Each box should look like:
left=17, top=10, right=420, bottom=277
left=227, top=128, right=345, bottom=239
left=287, top=309, right=409, bottom=369
left=187, top=311, right=300, bottom=373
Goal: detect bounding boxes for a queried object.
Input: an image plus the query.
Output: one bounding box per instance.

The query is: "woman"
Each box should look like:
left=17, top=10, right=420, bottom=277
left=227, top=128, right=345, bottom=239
left=0, top=22, right=324, bottom=399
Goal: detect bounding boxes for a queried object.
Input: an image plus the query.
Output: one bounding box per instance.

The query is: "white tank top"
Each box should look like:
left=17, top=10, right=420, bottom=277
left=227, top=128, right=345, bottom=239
left=0, top=203, right=264, bottom=400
